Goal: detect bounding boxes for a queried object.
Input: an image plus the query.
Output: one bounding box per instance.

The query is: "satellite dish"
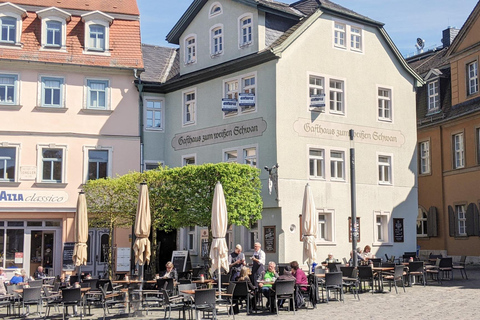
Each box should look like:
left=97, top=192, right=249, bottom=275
left=416, top=37, right=425, bottom=49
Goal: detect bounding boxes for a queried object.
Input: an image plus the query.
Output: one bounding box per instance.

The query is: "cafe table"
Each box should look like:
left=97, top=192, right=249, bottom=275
left=192, top=279, right=215, bottom=289
left=372, top=267, right=394, bottom=292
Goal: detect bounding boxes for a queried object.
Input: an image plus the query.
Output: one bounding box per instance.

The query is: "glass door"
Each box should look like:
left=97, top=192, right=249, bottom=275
left=30, top=231, right=55, bottom=276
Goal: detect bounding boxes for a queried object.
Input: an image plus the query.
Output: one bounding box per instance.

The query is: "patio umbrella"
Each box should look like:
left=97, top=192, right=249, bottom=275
left=209, top=182, right=229, bottom=298
left=302, top=183, right=318, bottom=268
left=72, top=191, right=88, bottom=276
left=133, top=183, right=151, bottom=274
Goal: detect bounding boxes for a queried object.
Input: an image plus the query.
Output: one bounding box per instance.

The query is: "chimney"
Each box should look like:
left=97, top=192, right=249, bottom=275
left=442, top=27, right=459, bottom=48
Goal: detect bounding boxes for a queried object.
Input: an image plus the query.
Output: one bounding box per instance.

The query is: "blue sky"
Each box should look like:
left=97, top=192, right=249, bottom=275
left=137, top=0, right=478, bottom=57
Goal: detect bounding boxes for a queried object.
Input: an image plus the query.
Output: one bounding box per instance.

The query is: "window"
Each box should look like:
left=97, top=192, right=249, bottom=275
left=0, top=73, right=17, bottom=105
left=224, top=150, right=238, bottom=162
left=243, top=147, right=256, bottom=167
left=182, top=155, right=196, bottom=166
left=0, top=146, right=16, bottom=182
left=88, top=150, right=108, bottom=180
left=333, top=20, right=364, bottom=52
left=239, top=15, right=252, bottom=47
left=378, top=155, right=392, bottom=184
left=350, top=26, right=362, bottom=51
left=211, top=26, right=223, bottom=56
left=378, top=88, right=392, bottom=121
left=81, top=11, right=113, bottom=53
left=225, top=80, right=238, bottom=100
left=477, top=128, right=480, bottom=165
left=223, top=73, right=256, bottom=116
left=244, top=222, right=258, bottom=251
left=223, top=145, right=257, bottom=166
left=145, top=99, right=163, bottom=130
left=453, top=133, right=464, bottom=169
left=334, top=22, right=346, bottom=48
left=36, top=7, right=71, bottom=50
left=89, top=25, right=105, bottom=51
left=45, top=21, right=61, bottom=46
left=144, top=161, right=163, bottom=171
left=86, top=79, right=109, bottom=110
left=0, top=3, right=26, bottom=46
left=316, top=210, right=334, bottom=243
left=419, top=141, right=430, bottom=174
left=186, top=226, right=197, bottom=253
left=373, top=211, right=390, bottom=245
left=417, top=208, right=428, bottom=237
left=41, top=77, right=64, bottom=108
left=0, top=16, right=16, bottom=43
left=330, top=151, right=344, bottom=180
left=329, top=79, right=344, bottom=114
left=428, top=80, right=440, bottom=111
left=241, top=76, right=256, bottom=112
left=467, top=61, right=478, bottom=95
left=41, top=148, right=64, bottom=183
left=309, top=148, right=324, bottom=179
left=184, top=35, right=196, bottom=64
left=209, top=2, right=222, bottom=17
left=309, top=75, right=324, bottom=96
left=183, top=90, right=196, bottom=125
left=456, top=205, right=466, bottom=236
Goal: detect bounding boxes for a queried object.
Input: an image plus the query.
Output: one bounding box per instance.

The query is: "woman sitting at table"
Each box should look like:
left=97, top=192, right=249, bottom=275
left=290, top=261, right=308, bottom=291
left=160, top=261, right=178, bottom=281
left=362, top=245, right=375, bottom=260
left=236, top=266, right=257, bottom=312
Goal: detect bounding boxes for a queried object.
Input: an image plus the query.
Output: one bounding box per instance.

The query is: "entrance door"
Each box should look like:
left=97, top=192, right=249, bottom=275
left=82, top=229, right=110, bottom=277
left=30, top=231, right=55, bottom=276
left=157, top=230, right=177, bottom=273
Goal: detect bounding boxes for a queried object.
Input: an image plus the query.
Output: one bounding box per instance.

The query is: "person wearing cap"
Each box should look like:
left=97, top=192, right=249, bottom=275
left=9, top=270, right=24, bottom=284
left=228, top=244, right=245, bottom=281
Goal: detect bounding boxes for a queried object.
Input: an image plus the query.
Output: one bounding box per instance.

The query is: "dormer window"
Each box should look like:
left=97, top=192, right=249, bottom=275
left=428, top=80, right=440, bottom=111
left=81, top=11, right=113, bottom=54
left=0, top=2, right=28, bottom=47
left=36, top=7, right=71, bottom=50
left=209, top=2, right=222, bottom=18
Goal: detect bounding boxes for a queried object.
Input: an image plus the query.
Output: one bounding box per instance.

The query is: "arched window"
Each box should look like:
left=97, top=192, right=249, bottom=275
left=209, top=2, right=222, bottom=18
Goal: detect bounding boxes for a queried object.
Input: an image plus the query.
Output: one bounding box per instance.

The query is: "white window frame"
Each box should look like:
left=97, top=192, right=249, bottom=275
left=330, top=150, right=345, bottom=181
left=467, top=61, right=478, bottom=96
left=316, top=209, right=335, bottom=245
left=373, top=211, right=391, bottom=246
left=182, top=154, right=196, bottom=166
left=40, top=76, right=65, bottom=108
left=0, top=2, right=26, bottom=47
left=81, top=11, right=113, bottom=55
left=181, top=226, right=198, bottom=255
left=222, top=144, right=258, bottom=167
left=309, top=148, right=325, bottom=179
left=419, top=140, right=430, bottom=175
left=241, top=223, right=259, bottom=253
left=377, top=86, right=393, bottom=122
left=0, top=72, right=19, bottom=105
left=210, top=24, right=224, bottom=57
left=223, top=72, right=257, bottom=117
left=85, top=78, right=110, bottom=110
left=377, top=154, right=393, bottom=185
left=36, top=144, right=67, bottom=184
left=144, top=160, right=164, bottom=171
left=453, top=132, right=464, bottom=169
left=209, top=2, right=222, bottom=18
left=36, top=7, right=71, bottom=51
left=224, top=149, right=238, bottom=163
left=417, top=208, right=428, bottom=237
left=456, top=205, right=467, bottom=236
left=144, top=97, right=164, bottom=131
left=182, top=88, right=196, bottom=126
left=83, top=146, right=112, bottom=183
left=0, top=143, right=20, bottom=182
left=238, top=13, right=253, bottom=48
left=428, top=80, right=440, bottom=111
left=333, top=19, right=364, bottom=53
left=329, top=79, right=344, bottom=114
left=308, top=72, right=347, bottom=116
left=184, top=34, right=197, bottom=64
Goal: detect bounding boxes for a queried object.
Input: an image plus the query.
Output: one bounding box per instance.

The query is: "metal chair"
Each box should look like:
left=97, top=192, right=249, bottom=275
left=157, top=278, right=174, bottom=294
left=22, top=286, right=43, bottom=316
left=193, top=289, right=216, bottom=320
left=60, top=287, right=82, bottom=320
left=438, top=257, right=453, bottom=280
left=357, top=266, right=375, bottom=293
left=452, top=255, right=468, bottom=279
left=232, top=281, right=253, bottom=314
left=340, top=266, right=360, bottom=300
left=162, top=289, right=187, bottom=320
left=272, top=280, right=295, bottom=315
left=27, top=280, right=43, bottom=288
left=324, top=272, right=343, bottom=303
left=383, top=265, right=406, bottom=293
left=216, top=282, right=236, bottom=318
left=408, top=261, right=426, bottom=286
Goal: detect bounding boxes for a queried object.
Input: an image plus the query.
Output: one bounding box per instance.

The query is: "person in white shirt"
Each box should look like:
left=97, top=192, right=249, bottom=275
left=251, top=242, right=265, bottom=286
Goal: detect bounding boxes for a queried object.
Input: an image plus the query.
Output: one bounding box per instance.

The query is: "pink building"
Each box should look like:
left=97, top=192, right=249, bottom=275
left=0, top=0, right=142, bottom=277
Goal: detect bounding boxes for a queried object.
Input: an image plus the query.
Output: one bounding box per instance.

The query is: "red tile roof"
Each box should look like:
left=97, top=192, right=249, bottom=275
left=0, top=0, right=139, bottom=15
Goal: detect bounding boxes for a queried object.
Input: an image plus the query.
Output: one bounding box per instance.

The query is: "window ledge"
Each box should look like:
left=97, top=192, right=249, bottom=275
left=145, top=127, right=164, bottom=132
left=79, top=109, right=113, bottom=115
left=82, top=49, right=111, bottom=56
left=210, top=52, right=223, bottom=58
left=372, top=242, right=393, bottom=247
left=0, top=104, right=22, bottom=110
left=454, top=236, right=469, bottom=240
left=378, top=182, right=393, bottom=186
left=425, top=109, right=442, bottom=116
left=34, top=182, right=68, bottom=188
left=0, top=43, right=22, bottom=50
left=0, top=182, right=21, bottom=187
left=185, top=60, right=196, bottom=65
left=315, top=242, right=336, bottom=246
left=34, top=106, right=67, bottom=113
left=240, top=42, right=252, bottom=49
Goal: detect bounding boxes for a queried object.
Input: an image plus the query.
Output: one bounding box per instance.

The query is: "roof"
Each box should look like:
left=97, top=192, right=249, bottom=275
left=140, top=44, right=177, bottom=83
left=0, top=0, right=139, bottom=15
left=406, top=47, right=450, bottom=76
left=446, top=0, right=480, bottom=58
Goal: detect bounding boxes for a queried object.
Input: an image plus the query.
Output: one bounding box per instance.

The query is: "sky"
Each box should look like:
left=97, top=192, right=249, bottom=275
left=137, top=0, right=478, bottom=57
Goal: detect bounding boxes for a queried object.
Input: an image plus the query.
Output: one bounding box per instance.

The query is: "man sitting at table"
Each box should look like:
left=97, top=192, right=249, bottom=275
left=160, top=261, right=178, bottom=281
left=257, top=261, right=278, bottom=308
left=34, top=266, right=46, bottom=280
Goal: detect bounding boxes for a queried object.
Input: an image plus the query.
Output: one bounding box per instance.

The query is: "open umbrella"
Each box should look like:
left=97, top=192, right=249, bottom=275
left=209, top=182, right=229, bottom=298
left=72, top=191, right=88, bottom=276
left=133, top=182, right=151, bottom=280
left=302, top=183, right=318, bottom=269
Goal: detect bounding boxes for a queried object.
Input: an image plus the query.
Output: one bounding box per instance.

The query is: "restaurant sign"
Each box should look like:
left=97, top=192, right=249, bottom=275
left=0, top=190, right=68, bottom=203
left=294, top=118, right=405, bottom=147
left=172, top=117, right=267, bottom=151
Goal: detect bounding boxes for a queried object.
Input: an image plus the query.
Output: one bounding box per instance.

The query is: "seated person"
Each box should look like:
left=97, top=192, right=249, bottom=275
left=160, top=261, right=178, bottom=281
left=348, top=249, right=364, bottom=266
left=9, top=270, right=24, bottom=285
left=324, top=253, right=337, bottom=264
left=362, top=245, right=375, bottom=259
left=271, top=265, right=296, bottom=310
left=257, top=261, right=278, bottom=302
left=33, top=266, right=46, bottom=280
left=236, top=266, right=257, bottom=312
left=290, top=261, right=308, bottom=291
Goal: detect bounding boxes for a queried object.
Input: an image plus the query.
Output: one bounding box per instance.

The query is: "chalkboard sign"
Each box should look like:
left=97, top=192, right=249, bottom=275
left=171, top=250, right=192, bottom=273
left=393, top=218, right=404, bottom=242
left=263, top=226, right=276, bottom=253
left=62, top=242, right=75, bottom=271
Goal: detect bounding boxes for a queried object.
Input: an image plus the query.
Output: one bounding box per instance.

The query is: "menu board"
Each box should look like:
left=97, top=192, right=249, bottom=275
left=263, top=226, right=276, bottom=253
left=171, top=250, right=192, bottom=272
left=62, top=242, right=75, bottom=271
left=394, top=218, right=404, bottom=242
left=116, top=247, right=130, bottom=272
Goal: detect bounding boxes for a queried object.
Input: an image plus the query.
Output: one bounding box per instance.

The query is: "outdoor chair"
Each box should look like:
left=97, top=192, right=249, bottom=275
left=60, top=287, right=82, bottom=320
left=216, top=282, right=236, bottom=318
left=27, top=280, right=43, bottom=288
left=232, top=281, right=253, bottom=314
left=22, top=286, right=43, bottom=317
left=99, top=283, right=125, bottom=320
left=340, top=266, right=360, bottom=300
left=307, top=273, right=320, bottom=308
left=162, top=289, right=187, bottom=320
left=157, top=278, right=174, bottom=295
left=6, top=284, right=22, bottom=316
left=0, top=292, right=13, bottom=316
left=408, top=261, right=426, bottom=286
left=383, top=265, right=406, bottom=293
left=370, top=258, right=382, bottom=267
left=357, top=266, right=375, bottom=293
left=324, top=272, right=343, bottom=303
left=327, top=262, right=341, bottom=272
left=193, top=289, right=217, bottom=320
left=452, top=255, right=468, bottom=279
left=438, top=257, right=453, bottom=280
left=272, top=280, right=295, bottom=315
left=178, top=283, right=196, bottom=318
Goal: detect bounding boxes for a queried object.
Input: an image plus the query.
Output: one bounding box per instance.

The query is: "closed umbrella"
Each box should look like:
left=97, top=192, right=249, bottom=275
left=72, top=191, right=88, bottom=276
left=302, top=184, right=318, bottom=268
left=133, top=183, right=151, bottom=279
left=209, top=182, right=229, bottom=297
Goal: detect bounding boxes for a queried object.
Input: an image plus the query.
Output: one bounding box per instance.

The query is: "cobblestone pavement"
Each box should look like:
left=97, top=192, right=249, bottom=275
left=7, top=266, right=480, bottom=320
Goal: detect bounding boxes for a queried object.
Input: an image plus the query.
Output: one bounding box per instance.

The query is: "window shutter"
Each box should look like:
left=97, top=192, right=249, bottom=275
left=466, top=203, right=475, bottom=236
left=475, top=204, right=480, bottom=237
left=427, top=206, right=438, bottom=237
left=448, top=205, right=457, bottom=237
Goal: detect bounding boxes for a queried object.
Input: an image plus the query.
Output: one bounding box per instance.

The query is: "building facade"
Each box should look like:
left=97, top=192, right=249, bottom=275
left=408, top=2, right=480, bottom=263
left=141, top=0, right=421, bottom=266
left=0, top=0, right=142, bottom=277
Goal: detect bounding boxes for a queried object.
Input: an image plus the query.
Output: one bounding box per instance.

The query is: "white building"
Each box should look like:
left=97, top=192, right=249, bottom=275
left=140, top=0, right=422, bottom=266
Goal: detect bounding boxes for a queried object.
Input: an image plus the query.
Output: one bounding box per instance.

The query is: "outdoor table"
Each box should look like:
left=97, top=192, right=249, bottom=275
left=192, top=279, right=214, bottom=289
left=372, top=267, right=394, bottom=292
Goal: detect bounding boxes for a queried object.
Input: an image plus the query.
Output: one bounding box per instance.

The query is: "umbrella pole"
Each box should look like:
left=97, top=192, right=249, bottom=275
left=218, top=249, right=221, bottom=299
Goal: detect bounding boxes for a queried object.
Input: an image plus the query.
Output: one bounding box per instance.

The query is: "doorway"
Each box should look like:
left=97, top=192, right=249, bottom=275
left=30, top=231, right=55, bottom=276
left=157, top=229, right=177, bottom=273
left=82, top=229, right=110, bottom=277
